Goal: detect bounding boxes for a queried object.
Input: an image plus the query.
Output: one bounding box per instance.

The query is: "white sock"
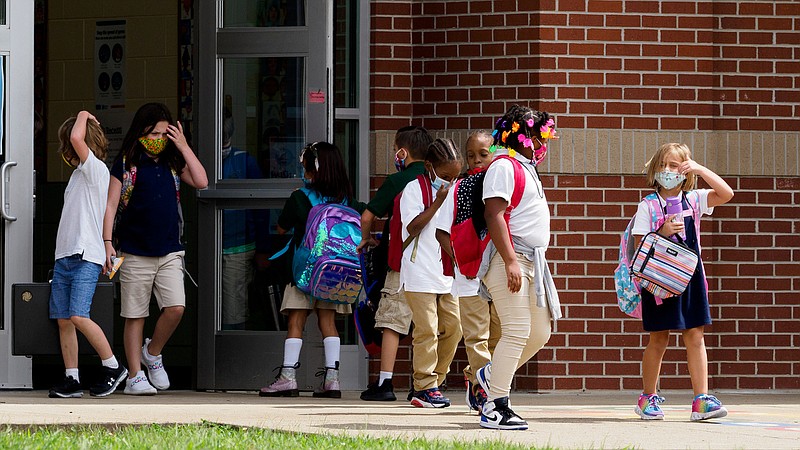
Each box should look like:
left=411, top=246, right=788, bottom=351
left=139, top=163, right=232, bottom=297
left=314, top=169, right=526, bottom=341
left=65, top=368, right=79, bottom=383
left=101, top=355, right=119, bottom=369
left=379, top=371, right=393, bottom=385
left=283, top=338, right=303, bottom=367
left=323, top=336, right=340, bottom=368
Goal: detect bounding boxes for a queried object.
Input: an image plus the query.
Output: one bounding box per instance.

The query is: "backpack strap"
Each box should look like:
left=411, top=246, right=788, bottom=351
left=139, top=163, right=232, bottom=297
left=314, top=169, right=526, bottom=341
left=491, top=155, right=527, bottom=215
left=402, top=174, right=431, bottom=256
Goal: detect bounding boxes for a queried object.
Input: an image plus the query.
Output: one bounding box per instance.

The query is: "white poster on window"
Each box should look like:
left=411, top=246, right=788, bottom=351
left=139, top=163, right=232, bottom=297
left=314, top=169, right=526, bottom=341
left=95, top=20, right=126, bottom=110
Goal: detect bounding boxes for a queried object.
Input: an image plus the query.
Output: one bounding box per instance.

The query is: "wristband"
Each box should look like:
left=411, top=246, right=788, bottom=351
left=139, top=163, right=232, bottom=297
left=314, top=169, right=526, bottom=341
left=104, top=239, right=113, bottom=243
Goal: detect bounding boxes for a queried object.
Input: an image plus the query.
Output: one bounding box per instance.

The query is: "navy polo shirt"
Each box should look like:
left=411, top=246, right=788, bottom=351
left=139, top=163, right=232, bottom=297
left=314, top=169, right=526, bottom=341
left=111, top=155, right=183, bottom=256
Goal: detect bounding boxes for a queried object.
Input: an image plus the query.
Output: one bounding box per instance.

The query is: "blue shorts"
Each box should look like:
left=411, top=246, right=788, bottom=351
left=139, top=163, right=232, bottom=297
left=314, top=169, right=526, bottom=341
left=49, top=254, right=102, bottom=319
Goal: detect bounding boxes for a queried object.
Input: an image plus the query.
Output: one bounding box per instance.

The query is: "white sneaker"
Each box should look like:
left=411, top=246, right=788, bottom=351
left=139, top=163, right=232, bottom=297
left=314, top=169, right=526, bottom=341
left=142, top=338, right=170, bottom=390
left=124, top=371, right=157, bottom=395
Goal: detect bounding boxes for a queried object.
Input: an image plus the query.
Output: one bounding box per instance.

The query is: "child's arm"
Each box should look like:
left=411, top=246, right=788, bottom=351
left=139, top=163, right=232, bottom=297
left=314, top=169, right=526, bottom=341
left=102, top=176, right=122, bottom=274
left=681, top=159, right=734, bottom=207
left=406, top=185, right=448, bottom=237
left=70, top=111, right=97, bottom=164
left=435, top=229, right=454, bottom=259
left=357, top=209, right=378, bottom=253
left=485, top=197, right=521, bottom=293
left=170, top=121, right=209, bottom=189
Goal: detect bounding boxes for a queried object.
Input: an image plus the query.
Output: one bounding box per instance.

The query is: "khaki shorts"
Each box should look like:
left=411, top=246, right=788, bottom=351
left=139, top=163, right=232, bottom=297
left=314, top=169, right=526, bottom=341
left=280, top=284, right=352, bottom=315
left=119, top=251, right=186, bottom=318
left=375, top=270, right=412, bottom=335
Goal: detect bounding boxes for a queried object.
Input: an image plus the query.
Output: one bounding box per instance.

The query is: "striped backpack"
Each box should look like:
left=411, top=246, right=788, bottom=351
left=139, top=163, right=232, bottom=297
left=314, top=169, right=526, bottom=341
left=614, top=191, right=701, bottom=318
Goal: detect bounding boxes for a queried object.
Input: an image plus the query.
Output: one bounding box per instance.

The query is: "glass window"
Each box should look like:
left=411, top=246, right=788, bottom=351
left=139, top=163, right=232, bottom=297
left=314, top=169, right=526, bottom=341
left=218, top=206, right=357, bottom=344
left=0, top=0, right=5, bottom=26
left=223, top=0, right=305, bottom=27
left=220, top=207, right=287, bottom=331
left=221, top=57, right=305, bottom=180
left=334, top=0, right=358, bottom=108
left=334, top=119, right=358, bottom=190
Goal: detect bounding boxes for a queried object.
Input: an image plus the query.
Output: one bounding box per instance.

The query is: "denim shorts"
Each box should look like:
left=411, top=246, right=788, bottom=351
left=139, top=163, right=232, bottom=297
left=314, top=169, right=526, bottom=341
left=49, top=254, right=102, bottom=319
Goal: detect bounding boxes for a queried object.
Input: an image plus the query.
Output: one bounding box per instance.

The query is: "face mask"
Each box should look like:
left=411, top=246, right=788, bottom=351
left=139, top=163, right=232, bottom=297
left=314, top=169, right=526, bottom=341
left=61, top=152, right=77, bottom=168
left=430, top=166, right=451, bottom=191
left=655, top=170, right=686, bottom=190
left=394, top=150, right=406, bottom=172
left=139, top=137, right=168, bottom=156
left=532, top=139, right=547, bottom=166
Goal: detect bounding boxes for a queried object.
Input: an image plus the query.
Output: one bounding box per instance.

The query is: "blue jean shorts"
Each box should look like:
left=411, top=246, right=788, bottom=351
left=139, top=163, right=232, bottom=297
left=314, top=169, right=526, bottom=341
left=49, top=254, right=102, bottom=319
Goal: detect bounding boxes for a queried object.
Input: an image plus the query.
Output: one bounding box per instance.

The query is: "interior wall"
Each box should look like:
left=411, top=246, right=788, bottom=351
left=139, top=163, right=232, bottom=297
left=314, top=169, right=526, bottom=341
left=46, top=0, right=178, bottom=182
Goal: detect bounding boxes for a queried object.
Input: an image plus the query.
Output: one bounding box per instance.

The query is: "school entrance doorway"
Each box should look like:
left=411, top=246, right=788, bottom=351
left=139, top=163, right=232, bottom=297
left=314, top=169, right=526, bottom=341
left=194, top=0, right=368, bottom=391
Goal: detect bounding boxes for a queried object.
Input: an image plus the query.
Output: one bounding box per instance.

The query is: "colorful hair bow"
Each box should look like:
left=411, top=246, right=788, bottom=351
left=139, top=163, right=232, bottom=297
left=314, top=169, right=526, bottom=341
left=540, top=118, right=555, bottom=139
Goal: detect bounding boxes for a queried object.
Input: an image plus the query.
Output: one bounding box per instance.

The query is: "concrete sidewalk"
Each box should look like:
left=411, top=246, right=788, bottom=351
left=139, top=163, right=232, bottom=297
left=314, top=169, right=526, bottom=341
left=0, top=389, right=798, bottom=449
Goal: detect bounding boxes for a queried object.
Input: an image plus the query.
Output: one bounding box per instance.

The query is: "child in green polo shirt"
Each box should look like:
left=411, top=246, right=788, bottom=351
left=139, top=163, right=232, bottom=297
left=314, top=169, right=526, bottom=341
left=357, top=126, right=432, bottom=401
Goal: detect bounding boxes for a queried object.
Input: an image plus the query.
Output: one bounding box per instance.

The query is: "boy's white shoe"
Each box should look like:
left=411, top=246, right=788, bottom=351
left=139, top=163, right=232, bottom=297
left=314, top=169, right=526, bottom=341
left=124, top=371, right=157, bottom=395
left=142, top=338, right=170, bottom=390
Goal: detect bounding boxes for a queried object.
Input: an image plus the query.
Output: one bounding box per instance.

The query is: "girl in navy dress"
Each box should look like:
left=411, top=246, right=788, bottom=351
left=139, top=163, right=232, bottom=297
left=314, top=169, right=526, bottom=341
left=632, top=143, right=733, bottom=421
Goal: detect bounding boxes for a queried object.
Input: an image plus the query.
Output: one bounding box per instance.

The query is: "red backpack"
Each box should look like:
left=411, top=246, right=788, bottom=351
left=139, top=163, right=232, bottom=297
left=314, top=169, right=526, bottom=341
left=448, top=155, right=526, bottom=278
left=387, top=174, right=453, bottom=276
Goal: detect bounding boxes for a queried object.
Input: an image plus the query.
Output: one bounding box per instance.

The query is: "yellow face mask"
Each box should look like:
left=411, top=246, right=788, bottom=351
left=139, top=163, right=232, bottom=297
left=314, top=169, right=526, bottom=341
left=139, top=137, right=168, bottom=156
left=61, top=152, right=77, bottom=168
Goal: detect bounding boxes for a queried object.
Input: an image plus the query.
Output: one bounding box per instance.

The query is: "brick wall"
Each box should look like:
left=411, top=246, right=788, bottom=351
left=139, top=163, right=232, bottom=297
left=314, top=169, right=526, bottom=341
left=368, top=1, right=800, bottom=391
left=372, top=0, right=800, bottom=132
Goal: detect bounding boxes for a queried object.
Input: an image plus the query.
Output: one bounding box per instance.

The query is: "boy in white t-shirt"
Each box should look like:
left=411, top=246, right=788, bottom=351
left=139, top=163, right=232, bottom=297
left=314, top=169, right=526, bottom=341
left=400, top=138, right=462, bottom=408
left=48, top=111, right=128, bottom=398
left=435, top=130, right=501, bottom=413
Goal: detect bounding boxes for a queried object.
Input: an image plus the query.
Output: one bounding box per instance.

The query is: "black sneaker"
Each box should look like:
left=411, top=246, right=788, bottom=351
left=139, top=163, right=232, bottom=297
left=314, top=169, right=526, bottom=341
left=480, top=396, right=528, bottom=430
left=90, top=365, right=129, bottom=397
left=360, top=379, right=396, bottom=401
left=49, top=375, right=82, bottom=398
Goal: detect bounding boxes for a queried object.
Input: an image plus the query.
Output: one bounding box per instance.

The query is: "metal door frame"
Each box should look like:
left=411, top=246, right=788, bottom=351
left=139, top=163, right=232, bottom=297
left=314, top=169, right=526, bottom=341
left=0, top=0, right=34, bottom=388
left=195, top=0, right=366, bottom=391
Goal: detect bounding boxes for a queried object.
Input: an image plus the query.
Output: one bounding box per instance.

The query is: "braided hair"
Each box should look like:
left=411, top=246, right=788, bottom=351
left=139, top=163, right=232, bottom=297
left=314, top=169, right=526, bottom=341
left=490, top=105, right=554, bottom=164
left=425, top=137, right=462, bottom=168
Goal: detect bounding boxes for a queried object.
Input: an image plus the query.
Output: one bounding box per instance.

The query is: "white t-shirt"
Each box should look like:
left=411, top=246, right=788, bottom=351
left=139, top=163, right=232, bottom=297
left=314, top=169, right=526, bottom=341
left=399, top=178, right=453, bottom=294
left=54, top=151, right=110, bottom=265
left=482, top=151, right=550, bottom=249
left=436, top=186, right=480, bottom=297
left=632, top=189, right=714, bottom=236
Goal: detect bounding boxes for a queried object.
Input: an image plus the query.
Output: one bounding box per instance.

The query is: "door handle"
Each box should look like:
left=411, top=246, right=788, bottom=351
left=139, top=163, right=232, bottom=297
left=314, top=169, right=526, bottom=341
left=1, top=161, right=17, bottom=222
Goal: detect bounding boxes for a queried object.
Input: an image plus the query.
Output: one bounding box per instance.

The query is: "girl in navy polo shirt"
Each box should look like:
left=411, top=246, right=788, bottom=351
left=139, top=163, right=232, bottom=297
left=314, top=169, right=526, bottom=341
left=102, top=103, right=208, bottom=395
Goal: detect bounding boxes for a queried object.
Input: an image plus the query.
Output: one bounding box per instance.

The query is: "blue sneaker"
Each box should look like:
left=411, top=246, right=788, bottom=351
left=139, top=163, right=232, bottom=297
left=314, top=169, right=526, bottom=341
left=476, top=362, right=492, bottom=395
left=635, top=393, right=666, bottom=420
left=465, top=378, right=488, bottom=412
left=410, top=387, right=450, bottom=408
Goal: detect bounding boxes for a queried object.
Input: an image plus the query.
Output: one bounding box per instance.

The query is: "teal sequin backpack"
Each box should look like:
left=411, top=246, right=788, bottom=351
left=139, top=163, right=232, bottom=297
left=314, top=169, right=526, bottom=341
left=291, top=188, right=364, bottom=304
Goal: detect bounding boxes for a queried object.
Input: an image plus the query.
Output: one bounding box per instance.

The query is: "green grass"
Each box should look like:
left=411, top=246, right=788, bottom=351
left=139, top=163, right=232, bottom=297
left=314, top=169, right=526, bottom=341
left=0, top=422, right=554, bottom=450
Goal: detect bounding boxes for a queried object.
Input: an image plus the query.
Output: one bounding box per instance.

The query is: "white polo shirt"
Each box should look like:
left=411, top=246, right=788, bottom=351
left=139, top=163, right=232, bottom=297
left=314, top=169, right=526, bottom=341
left=399, top=178, right=453, bottom=294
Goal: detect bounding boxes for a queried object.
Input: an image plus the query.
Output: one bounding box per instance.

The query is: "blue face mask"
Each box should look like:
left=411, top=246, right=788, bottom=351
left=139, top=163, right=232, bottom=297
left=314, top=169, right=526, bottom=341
left=430, top=166, right=451, bottom=191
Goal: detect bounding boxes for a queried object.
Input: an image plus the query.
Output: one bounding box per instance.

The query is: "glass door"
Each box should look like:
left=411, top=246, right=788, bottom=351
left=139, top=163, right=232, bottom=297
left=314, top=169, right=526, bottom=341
left=0, top=0, right=34, bottom=388
left=195, top=0, right=366, bottom=391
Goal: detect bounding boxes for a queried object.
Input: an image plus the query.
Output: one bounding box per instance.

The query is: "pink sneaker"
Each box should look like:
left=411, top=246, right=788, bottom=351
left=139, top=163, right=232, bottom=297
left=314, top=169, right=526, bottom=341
left=259, top=364, right=299, bottom=397
left=635, top=393, right=665, bottom=420
left=691, top=394, right=728, bottom=421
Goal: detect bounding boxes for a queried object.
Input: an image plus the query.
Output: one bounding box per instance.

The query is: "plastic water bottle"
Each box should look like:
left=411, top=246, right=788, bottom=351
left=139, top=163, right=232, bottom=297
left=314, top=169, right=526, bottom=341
left=665, top=196, right=685, bottom=241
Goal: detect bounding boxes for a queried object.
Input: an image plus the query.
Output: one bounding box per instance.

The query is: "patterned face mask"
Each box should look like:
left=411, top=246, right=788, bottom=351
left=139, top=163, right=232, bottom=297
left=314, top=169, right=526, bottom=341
left=61, top=152, right=77, bottom=168
left=139, top=137, right=168, bottom=156
left=532, top=138, right=547, bottom=166
left=655, top=170, right=685, bottom=190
